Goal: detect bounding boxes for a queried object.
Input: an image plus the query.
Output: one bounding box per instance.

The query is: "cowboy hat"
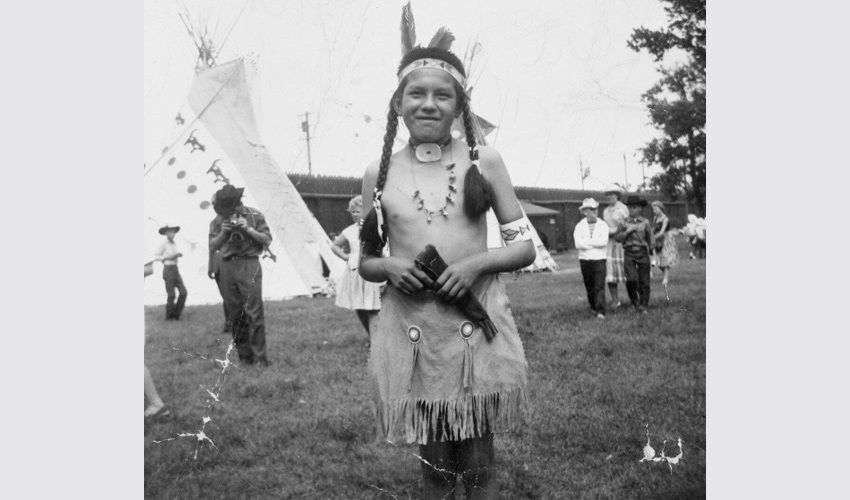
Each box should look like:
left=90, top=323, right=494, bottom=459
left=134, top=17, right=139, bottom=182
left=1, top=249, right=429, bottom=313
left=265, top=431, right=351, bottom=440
left=578, top=198, right=599, bottom=210
left=158, top=225, right=180, bottom=235
left=602, top=184, right=625, bottom=195
left=213, top=185, right=245, bottom=213
left=624, top=195, right=647, bottom=207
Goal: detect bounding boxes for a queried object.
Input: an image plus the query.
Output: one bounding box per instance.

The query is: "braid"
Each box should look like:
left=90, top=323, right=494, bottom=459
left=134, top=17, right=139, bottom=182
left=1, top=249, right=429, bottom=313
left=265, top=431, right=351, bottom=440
left=460, top=95, right=492, bottom=217
left=360, top=97, right=401, bottom=257
left=376, top=102, right=399, bottom=195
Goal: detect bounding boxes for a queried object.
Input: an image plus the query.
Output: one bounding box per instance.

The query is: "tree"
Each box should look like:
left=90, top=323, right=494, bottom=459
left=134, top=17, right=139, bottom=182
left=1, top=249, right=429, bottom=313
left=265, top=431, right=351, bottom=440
left=628, top=0, right=706, bottom=216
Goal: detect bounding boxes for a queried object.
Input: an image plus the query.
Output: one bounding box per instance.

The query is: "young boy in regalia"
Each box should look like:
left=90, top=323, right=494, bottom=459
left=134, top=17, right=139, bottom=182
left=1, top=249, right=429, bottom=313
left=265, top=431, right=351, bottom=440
left=358, top=6, right=535, bottom=497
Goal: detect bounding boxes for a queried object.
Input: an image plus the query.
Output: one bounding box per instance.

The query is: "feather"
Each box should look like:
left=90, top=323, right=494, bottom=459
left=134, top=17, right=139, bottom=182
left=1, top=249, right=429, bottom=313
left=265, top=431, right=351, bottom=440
left=428, top=27, right=456, bottom=51
left=400, top=2, right=417, bottom=56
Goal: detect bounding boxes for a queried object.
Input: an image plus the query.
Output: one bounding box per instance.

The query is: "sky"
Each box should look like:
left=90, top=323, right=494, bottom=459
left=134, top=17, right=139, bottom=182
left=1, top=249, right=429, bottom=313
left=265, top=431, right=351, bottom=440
left=144, top=0, right=678, bottom=191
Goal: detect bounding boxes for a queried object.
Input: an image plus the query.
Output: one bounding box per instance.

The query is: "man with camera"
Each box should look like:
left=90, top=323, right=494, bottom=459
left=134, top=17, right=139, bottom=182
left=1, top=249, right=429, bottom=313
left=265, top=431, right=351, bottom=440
left=209, top=184, right=273, bottom=366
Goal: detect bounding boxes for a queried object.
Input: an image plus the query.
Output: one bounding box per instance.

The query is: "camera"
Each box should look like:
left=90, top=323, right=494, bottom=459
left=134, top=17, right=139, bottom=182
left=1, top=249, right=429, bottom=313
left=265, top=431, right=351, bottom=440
left=226, top=214, right=246, bottom=241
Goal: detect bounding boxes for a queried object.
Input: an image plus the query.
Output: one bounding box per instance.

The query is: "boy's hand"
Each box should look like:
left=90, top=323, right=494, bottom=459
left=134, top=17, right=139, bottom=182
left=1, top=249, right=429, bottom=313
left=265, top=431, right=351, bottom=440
left=435, top=256, right=482, bottom=303
left=383, top=257, right=433, bottom=295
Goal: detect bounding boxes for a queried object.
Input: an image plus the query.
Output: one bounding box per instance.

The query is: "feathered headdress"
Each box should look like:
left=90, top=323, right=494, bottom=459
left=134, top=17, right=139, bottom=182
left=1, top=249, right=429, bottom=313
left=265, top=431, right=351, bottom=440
left=400, top=2, right=417, bottom=56
left=397, top=3, right=464, bottom=87
left=399, top=2, right=457, bottom=55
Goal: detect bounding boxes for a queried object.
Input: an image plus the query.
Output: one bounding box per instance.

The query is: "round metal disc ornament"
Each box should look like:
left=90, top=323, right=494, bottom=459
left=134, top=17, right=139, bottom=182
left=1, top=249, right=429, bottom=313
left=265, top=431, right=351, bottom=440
left=459, top=321, right=475, bottom=340
left=414, top=143, right=442, bottom=162
left=407, top=325, right=422, bottom=344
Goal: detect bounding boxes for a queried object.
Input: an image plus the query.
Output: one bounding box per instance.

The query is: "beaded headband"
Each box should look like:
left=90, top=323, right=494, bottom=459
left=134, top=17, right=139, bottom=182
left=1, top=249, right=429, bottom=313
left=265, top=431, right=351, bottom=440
left=397, top=58, right=467, bottom=87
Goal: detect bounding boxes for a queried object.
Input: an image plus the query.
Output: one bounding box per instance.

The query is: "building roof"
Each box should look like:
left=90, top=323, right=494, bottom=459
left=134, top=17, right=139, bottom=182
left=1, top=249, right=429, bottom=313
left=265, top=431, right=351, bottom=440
left=520, top=200, right=561, bottom=216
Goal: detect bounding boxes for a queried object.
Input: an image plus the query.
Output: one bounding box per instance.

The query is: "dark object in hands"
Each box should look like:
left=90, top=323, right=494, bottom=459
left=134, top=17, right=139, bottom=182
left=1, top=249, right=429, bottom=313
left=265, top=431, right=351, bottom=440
left=414, top=244, right=497, bottom=342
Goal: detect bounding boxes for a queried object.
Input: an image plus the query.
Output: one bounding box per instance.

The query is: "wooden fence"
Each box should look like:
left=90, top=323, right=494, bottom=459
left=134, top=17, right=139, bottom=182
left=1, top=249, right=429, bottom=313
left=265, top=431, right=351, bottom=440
left=288, top=174, right=694, bottom=250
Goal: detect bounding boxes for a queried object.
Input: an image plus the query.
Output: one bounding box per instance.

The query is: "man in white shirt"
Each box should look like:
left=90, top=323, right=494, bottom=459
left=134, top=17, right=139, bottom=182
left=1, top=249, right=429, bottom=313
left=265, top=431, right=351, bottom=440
left=574, top=199, right=609, bottom=318
left=154, top=224, right=187, bottom=320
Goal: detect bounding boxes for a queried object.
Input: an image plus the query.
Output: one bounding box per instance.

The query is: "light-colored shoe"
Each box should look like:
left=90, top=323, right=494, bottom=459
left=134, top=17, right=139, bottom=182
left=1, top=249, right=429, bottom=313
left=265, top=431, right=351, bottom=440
left=596, top=313, right=605, bottom=319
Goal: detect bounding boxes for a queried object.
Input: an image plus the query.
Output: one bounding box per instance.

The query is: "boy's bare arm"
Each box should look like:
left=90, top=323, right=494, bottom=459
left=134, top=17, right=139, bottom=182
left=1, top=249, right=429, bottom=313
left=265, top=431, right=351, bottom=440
left=433, top=147, right=535, bottom=302
left=358, top=160, right=434, bottom=293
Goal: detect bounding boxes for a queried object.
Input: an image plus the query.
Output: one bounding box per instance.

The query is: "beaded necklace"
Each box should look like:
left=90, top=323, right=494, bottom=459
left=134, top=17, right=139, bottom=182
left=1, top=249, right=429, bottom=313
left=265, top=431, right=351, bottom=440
left=409, top=142, right=456, bottom=223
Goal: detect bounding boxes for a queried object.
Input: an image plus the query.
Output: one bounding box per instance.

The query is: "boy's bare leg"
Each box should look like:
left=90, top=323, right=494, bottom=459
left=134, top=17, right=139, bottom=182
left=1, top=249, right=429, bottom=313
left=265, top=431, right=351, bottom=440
left=419, top=440, right=458, bottom=499
left=458, top=433, right=497, bottom=499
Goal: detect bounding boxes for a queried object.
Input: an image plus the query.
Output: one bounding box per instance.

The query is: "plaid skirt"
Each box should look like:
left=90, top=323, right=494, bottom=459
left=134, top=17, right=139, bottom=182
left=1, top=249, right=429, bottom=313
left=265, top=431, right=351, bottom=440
left=606, top=240, right=626, bottom=283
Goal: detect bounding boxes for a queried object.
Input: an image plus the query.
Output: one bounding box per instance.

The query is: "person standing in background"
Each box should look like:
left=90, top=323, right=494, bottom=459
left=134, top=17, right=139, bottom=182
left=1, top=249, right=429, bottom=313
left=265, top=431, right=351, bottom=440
left=208, top=192, right=231, bottom=333
left=602, top=187, right=629, bottom=309
left=154, top=224, right=187, bottom=321
left=573, top=198, right=609, bottom=319
left=332, top=196, right=384, bottom=343
left=615, top=195, right=655, bottom=313
left=650, top=201, right=679, bottom=286
left=209, top=185, right=273, bottom=367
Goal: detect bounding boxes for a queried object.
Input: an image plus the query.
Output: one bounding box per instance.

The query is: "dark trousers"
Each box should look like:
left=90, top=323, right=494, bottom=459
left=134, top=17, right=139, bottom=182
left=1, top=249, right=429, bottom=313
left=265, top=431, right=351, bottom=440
left=220, top=257, right=267, bottom=364
left=162, top=265, right=187, bottom=319
left=418, top=432, right=495, bottom=497
left=623, top=248, right=651, bottom=308
left=213, top=273, right=231, bottom=326
left=579, top=259, right=607, bottom=314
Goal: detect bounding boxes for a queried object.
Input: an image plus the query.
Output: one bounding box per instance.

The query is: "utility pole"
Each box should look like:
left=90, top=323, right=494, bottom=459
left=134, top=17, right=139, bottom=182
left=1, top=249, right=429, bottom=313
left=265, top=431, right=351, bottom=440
left=578, top=156, right=585, bottom=190
left=299, top=111, right=313, bottom=176
left=622, top=152, right=629, bottom=191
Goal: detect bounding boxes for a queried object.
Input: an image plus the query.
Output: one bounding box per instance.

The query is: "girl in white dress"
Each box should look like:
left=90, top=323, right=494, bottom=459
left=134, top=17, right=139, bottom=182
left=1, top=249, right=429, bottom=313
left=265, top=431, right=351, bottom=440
left=332, top=196, right=383, bottom=340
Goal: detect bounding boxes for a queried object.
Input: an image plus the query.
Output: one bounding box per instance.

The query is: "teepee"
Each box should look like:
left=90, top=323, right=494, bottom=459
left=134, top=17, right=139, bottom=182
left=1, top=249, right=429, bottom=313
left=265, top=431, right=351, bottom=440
left=144, top=24, right=344, bottom=306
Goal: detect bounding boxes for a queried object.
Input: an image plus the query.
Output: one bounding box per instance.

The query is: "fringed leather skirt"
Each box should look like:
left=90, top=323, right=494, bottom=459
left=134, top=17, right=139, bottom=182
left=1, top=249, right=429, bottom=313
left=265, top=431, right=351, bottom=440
left=369, top=273, right=527, bottom=444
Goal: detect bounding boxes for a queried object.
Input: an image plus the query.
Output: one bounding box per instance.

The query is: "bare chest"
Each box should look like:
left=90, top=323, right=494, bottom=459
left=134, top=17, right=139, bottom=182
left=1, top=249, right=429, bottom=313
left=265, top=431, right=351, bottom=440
left=380, top=161, right=486, bottom=260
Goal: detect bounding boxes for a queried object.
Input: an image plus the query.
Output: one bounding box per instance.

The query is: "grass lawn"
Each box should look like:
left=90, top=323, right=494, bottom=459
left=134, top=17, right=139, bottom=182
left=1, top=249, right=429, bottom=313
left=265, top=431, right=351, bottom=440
left=144, top=243, right=705, bottom=499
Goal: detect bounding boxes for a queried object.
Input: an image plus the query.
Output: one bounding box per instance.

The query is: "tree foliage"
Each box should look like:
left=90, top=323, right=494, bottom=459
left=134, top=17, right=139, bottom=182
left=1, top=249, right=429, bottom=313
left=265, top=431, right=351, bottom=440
left=629, top=0, right=706, bottom=215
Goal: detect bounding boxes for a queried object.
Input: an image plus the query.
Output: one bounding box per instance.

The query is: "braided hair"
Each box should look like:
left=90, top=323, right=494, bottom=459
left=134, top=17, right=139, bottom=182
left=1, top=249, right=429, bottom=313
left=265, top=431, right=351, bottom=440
left=361, top=47, right=493, bottom=257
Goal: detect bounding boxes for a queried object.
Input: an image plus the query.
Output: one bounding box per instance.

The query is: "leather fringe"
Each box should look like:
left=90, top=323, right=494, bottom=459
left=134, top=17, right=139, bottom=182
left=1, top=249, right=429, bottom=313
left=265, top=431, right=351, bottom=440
left=377, top=388, right=525, bottom=444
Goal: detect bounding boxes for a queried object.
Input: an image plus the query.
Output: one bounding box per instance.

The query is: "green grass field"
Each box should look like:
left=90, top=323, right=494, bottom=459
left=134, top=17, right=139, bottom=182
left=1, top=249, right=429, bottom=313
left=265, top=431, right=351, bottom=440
left=144, top=245, right=705, bottom=499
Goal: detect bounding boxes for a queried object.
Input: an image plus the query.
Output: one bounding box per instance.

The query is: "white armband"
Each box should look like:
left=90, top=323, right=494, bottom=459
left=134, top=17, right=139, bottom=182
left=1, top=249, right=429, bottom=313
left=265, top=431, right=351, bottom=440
left=500, top=216, right=533, bottom=245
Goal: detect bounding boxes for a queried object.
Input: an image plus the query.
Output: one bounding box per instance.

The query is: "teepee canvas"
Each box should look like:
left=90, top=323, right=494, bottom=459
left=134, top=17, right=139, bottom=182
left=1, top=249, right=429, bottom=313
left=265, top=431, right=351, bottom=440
left=144, top=58, right=344, bottom=306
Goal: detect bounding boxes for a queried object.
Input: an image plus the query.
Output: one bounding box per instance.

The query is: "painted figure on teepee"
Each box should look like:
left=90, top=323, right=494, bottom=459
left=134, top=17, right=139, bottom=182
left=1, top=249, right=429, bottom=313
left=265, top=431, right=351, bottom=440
left=358, top=4, right=535, bottom=497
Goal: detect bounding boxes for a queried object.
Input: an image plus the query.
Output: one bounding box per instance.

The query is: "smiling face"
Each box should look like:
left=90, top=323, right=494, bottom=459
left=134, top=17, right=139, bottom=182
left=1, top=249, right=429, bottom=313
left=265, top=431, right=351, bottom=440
left=394, top=69, right=459, bottom=145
